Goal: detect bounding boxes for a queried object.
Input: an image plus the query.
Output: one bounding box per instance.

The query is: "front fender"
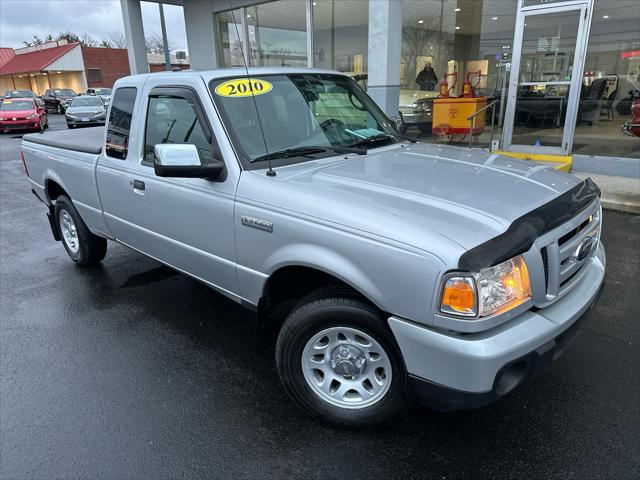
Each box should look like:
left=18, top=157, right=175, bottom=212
left=263, top=243, right=387, bottom=308
left=236, top=224, right=445, bottom=326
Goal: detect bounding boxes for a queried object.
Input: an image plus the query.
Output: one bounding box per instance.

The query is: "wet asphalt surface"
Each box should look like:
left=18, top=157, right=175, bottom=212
left=1, top=115, right=639, bottom=480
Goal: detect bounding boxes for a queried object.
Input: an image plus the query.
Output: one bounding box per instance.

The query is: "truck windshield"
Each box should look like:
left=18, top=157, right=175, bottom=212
left=209, top=73, right=400, bottom=169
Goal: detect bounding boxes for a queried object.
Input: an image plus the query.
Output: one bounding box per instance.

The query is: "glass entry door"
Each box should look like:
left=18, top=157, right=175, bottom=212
left=502, top=1, right=593, bottom=155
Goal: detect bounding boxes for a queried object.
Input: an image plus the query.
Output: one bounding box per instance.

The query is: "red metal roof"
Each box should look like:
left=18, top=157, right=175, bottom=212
left=0, top=43, right=79, bottom=76
left=0, top=48, right=16, bottom=68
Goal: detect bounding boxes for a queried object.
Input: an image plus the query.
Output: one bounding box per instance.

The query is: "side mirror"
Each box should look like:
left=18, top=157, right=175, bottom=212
left=153, top=143, right=225, bottom=180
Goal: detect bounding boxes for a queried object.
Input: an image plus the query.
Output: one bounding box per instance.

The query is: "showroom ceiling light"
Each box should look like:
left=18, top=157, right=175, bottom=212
left=602, top=15, right=609, bottom=19
left=418, top=19, right=424, bottom=24
left=246, top=14, right=251, bottom=18
left=455, top=26, right=460, bottom=30
left=455, top=8, right=461, bottom=12
left=492, top=16, right=498, bottom=20
left=313, top=1, right=316, bottom=5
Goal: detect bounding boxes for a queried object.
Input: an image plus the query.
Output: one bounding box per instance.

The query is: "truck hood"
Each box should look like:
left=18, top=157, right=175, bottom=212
left=241, top=143, right=581, bottom=260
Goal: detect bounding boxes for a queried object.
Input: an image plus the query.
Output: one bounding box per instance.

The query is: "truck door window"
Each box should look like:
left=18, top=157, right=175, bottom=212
left=105, top=87, right=137, bottom=160
left=144, top=95, right=212, bottom=164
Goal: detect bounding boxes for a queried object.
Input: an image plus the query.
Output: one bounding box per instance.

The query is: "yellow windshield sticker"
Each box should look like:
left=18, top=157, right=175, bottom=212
left=215, top=78, right=272, bottom=98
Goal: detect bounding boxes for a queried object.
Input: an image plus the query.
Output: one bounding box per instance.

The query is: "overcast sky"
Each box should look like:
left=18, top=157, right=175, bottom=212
left=0, top=0, right=188, bottom=51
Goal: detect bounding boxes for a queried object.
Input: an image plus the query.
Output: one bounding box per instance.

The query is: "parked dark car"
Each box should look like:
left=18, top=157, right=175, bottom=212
left=0, top=98, right=48, bottom=132
left=65, top=95, right=106, bottom=128
left=3, top=90, right=44, bottom=107
left=42, top=88, right=77, bottom=114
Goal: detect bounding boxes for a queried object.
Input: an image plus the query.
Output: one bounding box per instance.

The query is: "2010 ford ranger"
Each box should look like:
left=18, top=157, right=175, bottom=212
left=21, top=69, right=605, bottom=427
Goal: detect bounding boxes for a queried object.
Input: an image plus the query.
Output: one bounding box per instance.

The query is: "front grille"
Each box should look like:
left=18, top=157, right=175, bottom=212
left=534, top=201, right=600, bottom=303
left=541, top=246, right=549, bottom=289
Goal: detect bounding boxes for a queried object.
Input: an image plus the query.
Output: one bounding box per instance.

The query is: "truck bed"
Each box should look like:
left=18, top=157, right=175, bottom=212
left=22, top=127, right=104, bottom=154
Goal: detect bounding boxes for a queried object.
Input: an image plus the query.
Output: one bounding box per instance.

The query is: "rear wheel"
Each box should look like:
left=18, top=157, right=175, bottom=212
left=54, top=195, right=107, bottom=266
left=276, top=288, right=414, bottom=427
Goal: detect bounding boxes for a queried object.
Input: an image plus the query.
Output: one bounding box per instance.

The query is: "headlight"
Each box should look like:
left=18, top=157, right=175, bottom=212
left=26, top=113, right=38, bottom=119
left=440, top=255, right=531, bottom=318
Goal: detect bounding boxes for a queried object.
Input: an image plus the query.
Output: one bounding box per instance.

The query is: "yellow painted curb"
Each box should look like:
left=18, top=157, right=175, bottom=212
left=494, top=150, right=572, bottom=172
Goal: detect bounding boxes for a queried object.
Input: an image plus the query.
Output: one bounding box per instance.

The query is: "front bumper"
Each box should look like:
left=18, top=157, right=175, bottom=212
left=0, top=119, right=40, bottom=130
left=388, top=241, right=605, bottom=410
left=399, top=110, right=432, bottom=126
left=66, top=115, right=105, bottom=126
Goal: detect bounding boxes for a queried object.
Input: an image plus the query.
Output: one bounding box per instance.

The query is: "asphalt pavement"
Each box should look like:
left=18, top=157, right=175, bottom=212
left=1, top=115, right=639, bottom=479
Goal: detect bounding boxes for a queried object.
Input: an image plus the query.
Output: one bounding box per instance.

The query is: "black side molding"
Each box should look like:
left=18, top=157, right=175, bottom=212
left=459, top=178, right=601, bottom=271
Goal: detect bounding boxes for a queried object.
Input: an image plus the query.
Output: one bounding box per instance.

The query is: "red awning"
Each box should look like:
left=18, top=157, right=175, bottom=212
left=0, top=43, right=79, bottom=76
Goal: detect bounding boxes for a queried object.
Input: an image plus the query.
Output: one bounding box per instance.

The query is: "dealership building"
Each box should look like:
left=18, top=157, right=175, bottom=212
left=120, top=0, right=639, bottom=170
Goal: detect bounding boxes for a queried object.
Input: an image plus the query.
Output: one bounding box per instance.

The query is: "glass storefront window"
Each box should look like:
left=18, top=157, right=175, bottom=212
left=246, top=0, right=308, bottom=67
left=312, top=0, right=369, bottom=74
left=572, top=0, right=640, bottom=158
left=217, top=8, right=245, bottom=67
left=400, top=0, right=517, bottom=138
left=510, top=8, right=582, bottom=149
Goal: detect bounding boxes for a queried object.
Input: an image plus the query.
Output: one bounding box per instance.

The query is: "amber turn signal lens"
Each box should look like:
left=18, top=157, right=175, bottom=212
left=441, top=276, right=477, bottom=316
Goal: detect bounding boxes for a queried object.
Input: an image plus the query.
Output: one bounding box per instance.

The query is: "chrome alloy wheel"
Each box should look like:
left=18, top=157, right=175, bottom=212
left=58, top=209, right=79, bottom=254
left=301, top=327, right=392, bottom=409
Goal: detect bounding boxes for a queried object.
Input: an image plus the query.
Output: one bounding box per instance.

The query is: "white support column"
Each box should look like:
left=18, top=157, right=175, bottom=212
left=306, top=0, right=314, bottom=67
left=120, top=0, right=149, bottom=75
left=184, top=0, right=219, bottom=69
left=367, top=0, right=403, bottom=117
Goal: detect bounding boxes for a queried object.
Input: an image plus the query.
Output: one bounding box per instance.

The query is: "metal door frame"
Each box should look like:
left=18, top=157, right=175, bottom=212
left=502, top=0, right=594, bottom=155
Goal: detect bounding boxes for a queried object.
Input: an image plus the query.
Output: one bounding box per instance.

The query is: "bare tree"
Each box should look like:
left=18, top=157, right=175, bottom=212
left=23, top=31, right=106, bottom=48
left=79, top=33, right=98, bottom=47
left=108, top=31, right=127, bottom=49
left=145, top=32, right=173, bottom=54
left=22, top=34, right=44, bottom=46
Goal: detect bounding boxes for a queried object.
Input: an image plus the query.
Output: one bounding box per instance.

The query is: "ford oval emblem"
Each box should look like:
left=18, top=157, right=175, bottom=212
left=573, top=237, right=594, bottom=262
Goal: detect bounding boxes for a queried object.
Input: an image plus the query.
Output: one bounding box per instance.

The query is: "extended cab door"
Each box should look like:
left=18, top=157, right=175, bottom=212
left=124, top=83, right=239, bottom=297
left=96, top=86, right=139, bottom=243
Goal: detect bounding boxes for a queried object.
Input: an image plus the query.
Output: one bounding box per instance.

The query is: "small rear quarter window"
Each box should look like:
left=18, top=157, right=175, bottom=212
left=105, top=87, right=137, bottom=160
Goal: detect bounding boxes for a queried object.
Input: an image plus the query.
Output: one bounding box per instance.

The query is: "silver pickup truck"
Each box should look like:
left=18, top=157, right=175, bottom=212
left=21, top=68, right=605, bottom=427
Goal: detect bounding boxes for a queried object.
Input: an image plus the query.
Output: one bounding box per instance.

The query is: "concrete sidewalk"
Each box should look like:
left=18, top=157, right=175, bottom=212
left=573, top=171, right=640, bottom=214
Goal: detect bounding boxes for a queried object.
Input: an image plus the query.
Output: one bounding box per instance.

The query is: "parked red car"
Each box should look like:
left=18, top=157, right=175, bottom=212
left=0, top=98, right=48, bottom=133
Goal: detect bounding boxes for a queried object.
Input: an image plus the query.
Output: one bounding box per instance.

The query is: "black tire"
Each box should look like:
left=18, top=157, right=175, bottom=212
left=67, top=124, right=74, bottom=129
left=54, top=195, right=107, bottom=266
left=276, top=287, right=415, bottom=427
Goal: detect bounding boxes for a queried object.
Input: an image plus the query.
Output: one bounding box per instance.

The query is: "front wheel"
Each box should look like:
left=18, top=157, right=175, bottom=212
left=54, top=195, right=107, bottom=266
left=276, top=289, right=414, bottom=427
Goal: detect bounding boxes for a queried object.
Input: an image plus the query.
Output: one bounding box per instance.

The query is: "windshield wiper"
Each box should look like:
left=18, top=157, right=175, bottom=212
left=349, top=133, right=397, bottom=149
left=252, top=145, right=365, bottom=163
